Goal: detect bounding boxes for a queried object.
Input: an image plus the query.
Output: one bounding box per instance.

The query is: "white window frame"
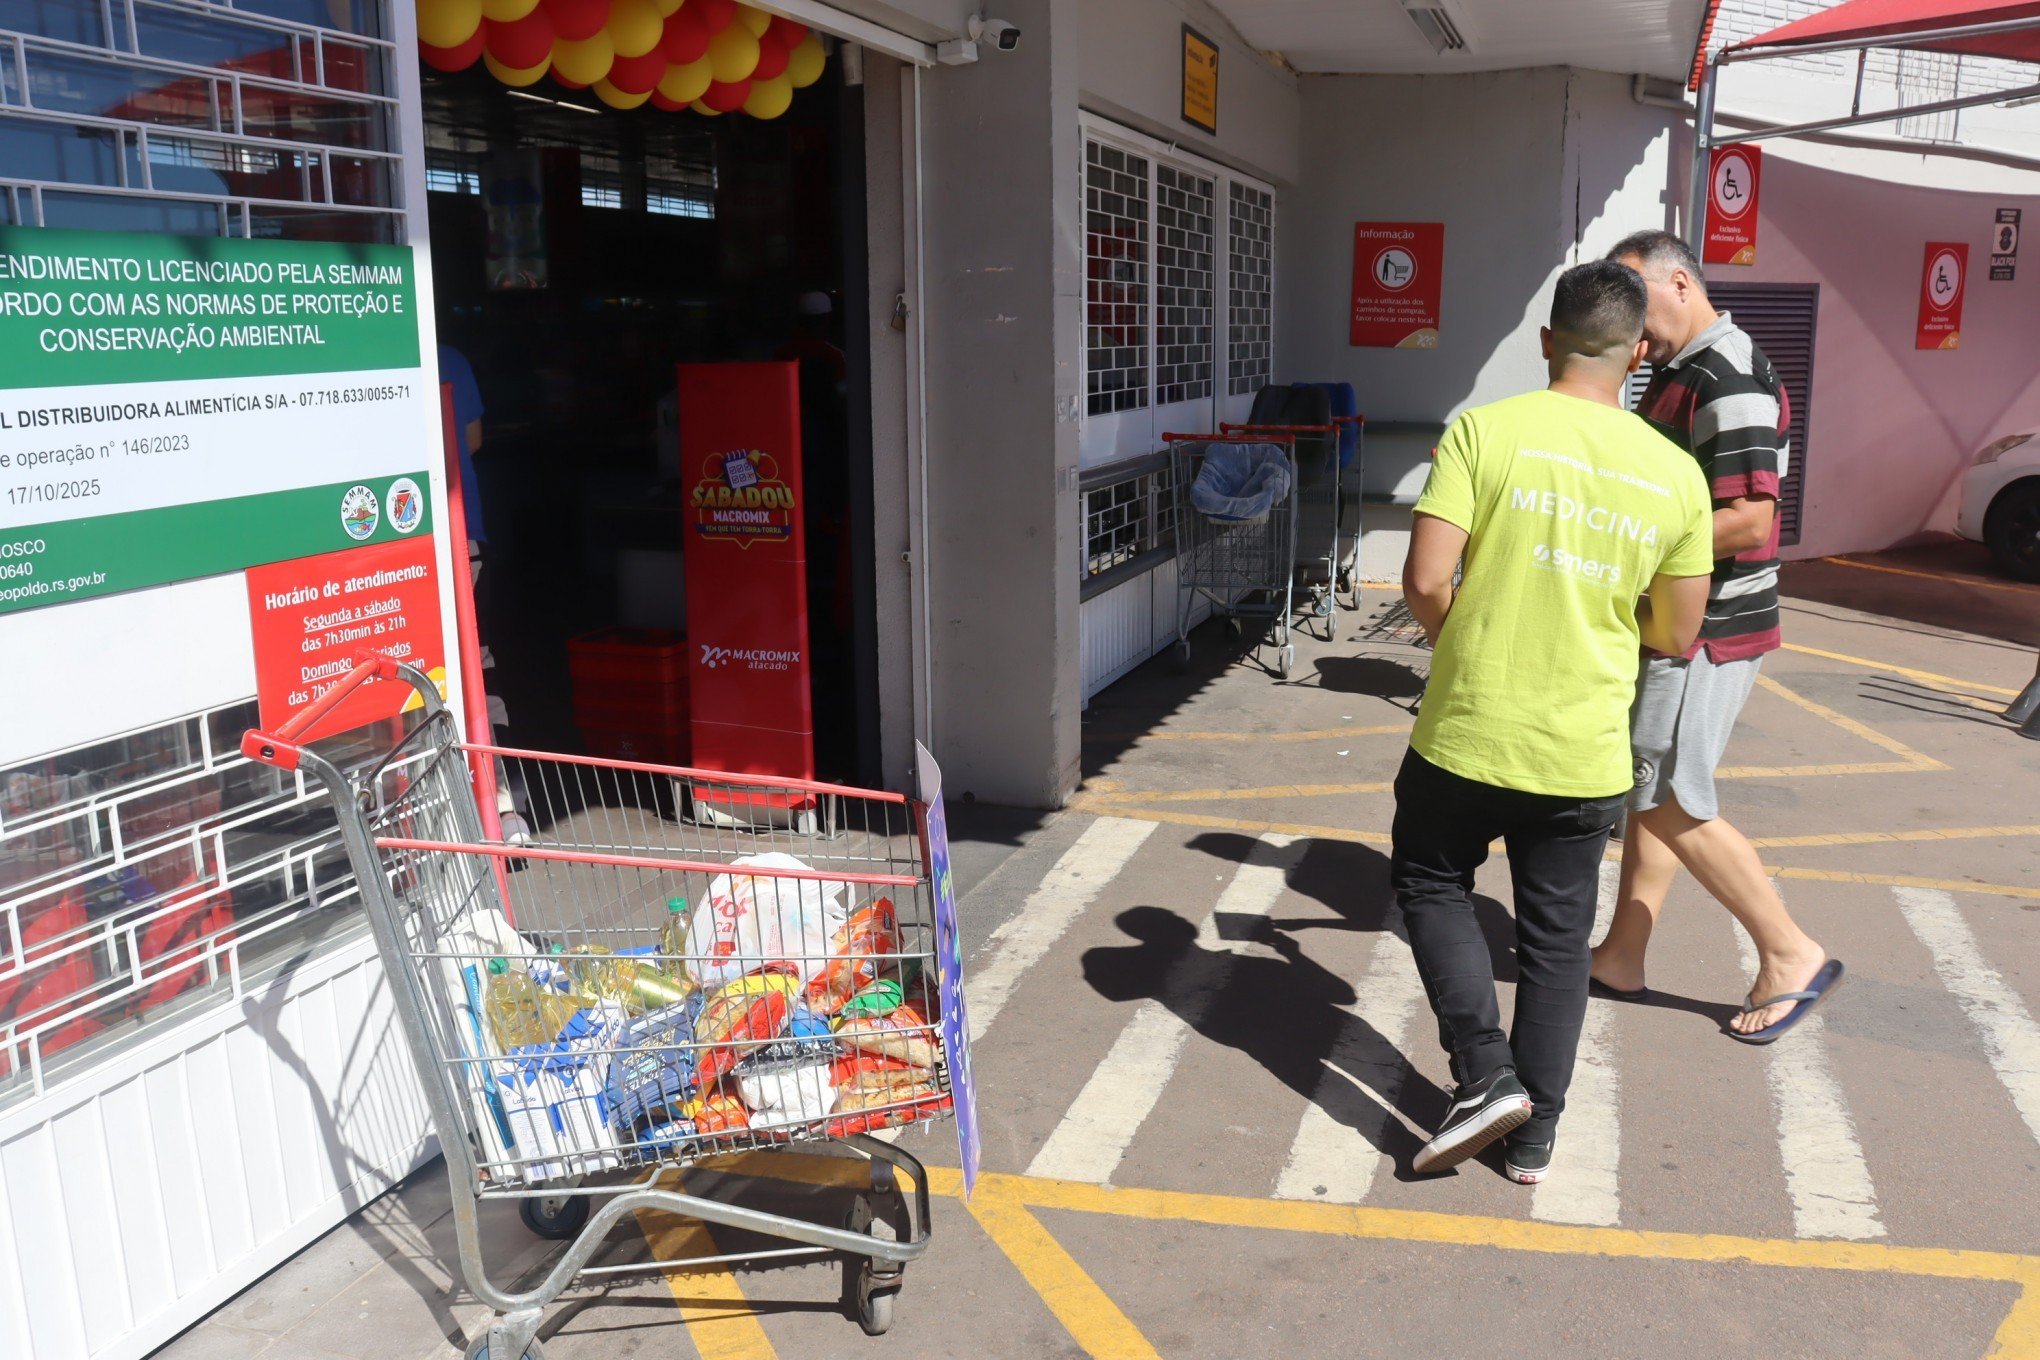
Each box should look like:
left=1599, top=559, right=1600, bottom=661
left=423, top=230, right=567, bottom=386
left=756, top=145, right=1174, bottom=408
left=1078, top=112, right=1275, bottom=470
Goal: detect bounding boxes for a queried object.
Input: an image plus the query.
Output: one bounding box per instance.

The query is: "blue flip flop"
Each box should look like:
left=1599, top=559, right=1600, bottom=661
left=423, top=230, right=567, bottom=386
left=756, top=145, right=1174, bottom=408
left=1731, top=958, right=1845, bottom=1045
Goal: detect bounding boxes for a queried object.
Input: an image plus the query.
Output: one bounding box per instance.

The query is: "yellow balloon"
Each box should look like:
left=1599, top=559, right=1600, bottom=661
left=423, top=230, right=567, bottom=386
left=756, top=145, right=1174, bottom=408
left=478, top=0, right=538, bottom=22
left=416, top=0, right=483, bottom=50
left=485, top=51, right=551, bottom=85
left=742, top=73, right=792, bottom=119
left=605, top=0, right=664, bottom=58
left=551, top=31, right=615, bottom=85
left=689, top=98, right=722, bottom=115
left=658, top=56, right=714, bottom=105
left=594, top=78, right=651, bottom=107
left=706, top=24, right=759, bottom=83
left=649, top=0, right=682, bottom=12
left=785, top=32, right=825, bottom=88
left=734, top=4, right=771, bottom=37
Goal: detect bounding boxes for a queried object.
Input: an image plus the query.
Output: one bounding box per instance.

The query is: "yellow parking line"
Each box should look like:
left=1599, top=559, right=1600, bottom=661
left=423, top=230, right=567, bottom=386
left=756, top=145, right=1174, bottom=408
left=1782, top=642, right=2023, bottom=699
left=1718, top=759, right=1932, bottom=779
left=962, top=1182, right=1164, bottom=1360
left=1772, top=866, right=2040, bottom=902
left=1825, top=554, right=2040, bottom=597
left=1753, top=673, right=1947, bottom=769
left=1750, top=824, right=2040, bottom=850
left=1993, top=1284, right=2040, bottom=1357
left=1084, top=722, right=1413, bottom=745
left=1078, top=780, right=1393, bottom=806
left=634, top=1207, right=779, bottom=1360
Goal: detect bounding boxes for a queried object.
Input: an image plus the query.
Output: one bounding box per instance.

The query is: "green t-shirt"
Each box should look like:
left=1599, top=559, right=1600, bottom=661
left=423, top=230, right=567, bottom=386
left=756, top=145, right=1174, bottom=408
left=1411, top=389, right=1715, bottom=797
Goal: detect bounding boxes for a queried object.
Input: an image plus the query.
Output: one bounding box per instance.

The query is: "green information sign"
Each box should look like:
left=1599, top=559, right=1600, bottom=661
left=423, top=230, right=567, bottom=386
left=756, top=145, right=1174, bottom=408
left=0, top=227, right=420, bottom=389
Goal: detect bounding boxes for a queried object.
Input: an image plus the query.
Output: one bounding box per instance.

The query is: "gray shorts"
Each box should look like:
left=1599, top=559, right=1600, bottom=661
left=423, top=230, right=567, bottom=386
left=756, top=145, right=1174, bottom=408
left=1626, top=652, right=1761, bottom=821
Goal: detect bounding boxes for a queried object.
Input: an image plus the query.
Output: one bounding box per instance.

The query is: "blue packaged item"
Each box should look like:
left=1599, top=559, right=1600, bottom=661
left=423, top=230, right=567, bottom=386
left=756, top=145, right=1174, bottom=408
left=604, top=996, right=704, bottom=1136
left=737, top=1004, right=837, bottom=1071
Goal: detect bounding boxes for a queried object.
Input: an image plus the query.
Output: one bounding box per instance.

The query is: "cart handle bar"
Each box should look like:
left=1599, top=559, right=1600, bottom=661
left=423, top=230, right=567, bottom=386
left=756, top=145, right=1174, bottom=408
left=459, top=742, right=909, bottom=805
left=1162, top=430, right=1296, bottom=445
left=241, top=653, right=408, bottom=771
left=372, top=836, right=923, bottom=888
left=1219, top=422, right=1335, bottom=434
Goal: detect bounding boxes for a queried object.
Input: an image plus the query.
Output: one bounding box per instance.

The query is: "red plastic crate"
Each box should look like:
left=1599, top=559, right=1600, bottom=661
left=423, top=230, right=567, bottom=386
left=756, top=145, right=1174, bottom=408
left=567, top=627, right=689, bottom=691
left=568, top=627, right=691, bottom=766
left=578, top=723, right=690, bottom=767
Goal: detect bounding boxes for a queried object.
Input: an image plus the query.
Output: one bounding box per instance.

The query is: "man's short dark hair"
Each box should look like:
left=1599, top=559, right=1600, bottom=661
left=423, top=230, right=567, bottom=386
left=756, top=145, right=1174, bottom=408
left=1606, top=229, right=1706, bottom=291
left=1550, top=261, right=1647, bottom=358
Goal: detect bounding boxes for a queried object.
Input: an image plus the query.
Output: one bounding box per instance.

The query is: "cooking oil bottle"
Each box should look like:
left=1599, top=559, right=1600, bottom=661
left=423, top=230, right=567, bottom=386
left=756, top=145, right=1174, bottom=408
left=482, top=957, right=589, bottom=1049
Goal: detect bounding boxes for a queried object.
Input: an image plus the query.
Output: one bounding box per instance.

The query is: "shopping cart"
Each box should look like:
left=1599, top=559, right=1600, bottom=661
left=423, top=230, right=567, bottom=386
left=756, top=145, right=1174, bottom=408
left=1167, top=432, right=1301, bottom=679
left=243, top=657, right=953, bottom=1359
left=1219, top=417, right=1366, bottom=642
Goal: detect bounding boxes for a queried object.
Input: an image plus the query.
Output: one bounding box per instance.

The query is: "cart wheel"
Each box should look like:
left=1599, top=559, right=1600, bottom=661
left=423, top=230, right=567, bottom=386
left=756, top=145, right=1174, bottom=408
left=1278, top=645, right=1296, bottom=680
left=844, top=1198, right=903, bottom=1336
left=519, top=1194, right=589, bottom=1241
left=1275, top=622, right=1290, bottom=649
left=1314, top=594, right=1334, bottom=618
left=1172, top=639, right=1192, bottom=672
left=465, top=1333, right=545, bottom=1360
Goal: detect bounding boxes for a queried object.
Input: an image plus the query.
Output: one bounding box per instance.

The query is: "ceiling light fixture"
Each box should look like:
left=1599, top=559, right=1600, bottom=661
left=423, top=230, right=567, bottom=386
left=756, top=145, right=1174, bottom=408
left=1399, top=0, right=1470, bottom=55
left=507, top=90, right=601, bottom=114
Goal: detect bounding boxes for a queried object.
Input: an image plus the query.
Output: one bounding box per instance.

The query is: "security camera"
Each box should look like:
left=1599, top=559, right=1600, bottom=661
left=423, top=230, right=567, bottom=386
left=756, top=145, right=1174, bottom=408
left=969, top=16, right=1021, bottom=50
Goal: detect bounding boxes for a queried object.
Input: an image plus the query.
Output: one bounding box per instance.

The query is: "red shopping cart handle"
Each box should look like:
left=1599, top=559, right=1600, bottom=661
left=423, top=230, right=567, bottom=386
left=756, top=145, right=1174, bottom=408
left=1163, top=430, right=1296, bottom=444
left=241, top=653, right=405, bottom=769
left=1219, top=421, right=1336, bottom=434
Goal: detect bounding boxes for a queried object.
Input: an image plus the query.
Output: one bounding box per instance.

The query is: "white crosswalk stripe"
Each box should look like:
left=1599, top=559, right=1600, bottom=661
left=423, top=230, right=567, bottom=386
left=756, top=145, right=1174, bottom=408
left=1894, top=885, right=2040, bottom=1148
left=966, top=816, right=1156, bottom=1045
left=1027, top=835, right=1304, bottom=1184
left=1737, top=891, right=1884, bottom=1241
left=1274, top=925, right=1425, bottom=1204
left=1532, top=858, right=1624, bottom=1225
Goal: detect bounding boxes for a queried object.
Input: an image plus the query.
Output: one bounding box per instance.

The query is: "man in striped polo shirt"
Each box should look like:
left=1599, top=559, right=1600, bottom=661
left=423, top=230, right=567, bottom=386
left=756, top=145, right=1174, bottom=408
left=1590, top=231, right=1841, bottom=1043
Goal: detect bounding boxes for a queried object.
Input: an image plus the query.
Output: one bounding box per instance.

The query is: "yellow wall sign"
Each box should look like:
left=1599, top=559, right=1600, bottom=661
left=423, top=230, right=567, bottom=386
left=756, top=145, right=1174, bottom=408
left=1182, top=25, right=1218, bottom=135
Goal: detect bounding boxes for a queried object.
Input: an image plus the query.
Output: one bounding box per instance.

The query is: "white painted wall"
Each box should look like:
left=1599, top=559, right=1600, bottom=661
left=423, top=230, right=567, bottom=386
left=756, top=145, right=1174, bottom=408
left=1078, top=0, right=1302, bottom=184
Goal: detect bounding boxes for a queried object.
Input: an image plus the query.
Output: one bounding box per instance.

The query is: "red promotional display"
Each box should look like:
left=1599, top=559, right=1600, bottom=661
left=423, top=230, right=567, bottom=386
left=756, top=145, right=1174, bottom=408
left=246, top=535, right=447, bottom=743
left=679, top=361, right=815, bottom=814
left=1704, top=144, right=1761, bottom=266
left=1351, top=222, right=1444, bottom=349
left=1917, top=241, right=1969, bottom=349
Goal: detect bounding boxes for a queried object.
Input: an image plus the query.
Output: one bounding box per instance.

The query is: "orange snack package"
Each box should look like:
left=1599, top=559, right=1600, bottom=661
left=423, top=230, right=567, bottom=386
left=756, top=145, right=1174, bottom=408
left=804, top=898, right=899, bottom=1016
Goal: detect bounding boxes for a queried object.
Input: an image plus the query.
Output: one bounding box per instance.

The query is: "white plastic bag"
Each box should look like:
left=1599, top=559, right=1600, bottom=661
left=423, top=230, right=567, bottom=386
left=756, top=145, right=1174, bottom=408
left=684, top=853, right=850, bottom=989
left=1190, top=444, right=1292, bottom=523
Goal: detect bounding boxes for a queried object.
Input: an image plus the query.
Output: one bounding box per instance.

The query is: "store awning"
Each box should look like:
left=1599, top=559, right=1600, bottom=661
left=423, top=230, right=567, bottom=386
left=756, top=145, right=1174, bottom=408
left=1727, top=0, right=2040, bottom=65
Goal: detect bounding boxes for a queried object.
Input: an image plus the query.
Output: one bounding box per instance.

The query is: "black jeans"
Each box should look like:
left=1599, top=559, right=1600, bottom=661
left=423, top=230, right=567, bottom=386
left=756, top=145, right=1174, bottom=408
left=1390, top=748, right=1625, bottom=1143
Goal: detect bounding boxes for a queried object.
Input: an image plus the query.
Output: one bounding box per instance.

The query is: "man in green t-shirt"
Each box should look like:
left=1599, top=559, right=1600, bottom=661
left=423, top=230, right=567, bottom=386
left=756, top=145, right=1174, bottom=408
left=1398, top=262, right=1714, bottom=1186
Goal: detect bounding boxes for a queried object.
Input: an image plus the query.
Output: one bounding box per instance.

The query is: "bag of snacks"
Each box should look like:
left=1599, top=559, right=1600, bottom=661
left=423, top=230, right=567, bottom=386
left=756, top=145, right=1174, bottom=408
left=804, top=898, right=899, bottom=1016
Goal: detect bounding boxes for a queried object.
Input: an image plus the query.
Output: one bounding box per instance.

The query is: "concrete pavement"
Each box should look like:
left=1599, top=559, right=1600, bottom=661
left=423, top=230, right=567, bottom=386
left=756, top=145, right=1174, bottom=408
left=158, top=546, right=2040, bottom=1359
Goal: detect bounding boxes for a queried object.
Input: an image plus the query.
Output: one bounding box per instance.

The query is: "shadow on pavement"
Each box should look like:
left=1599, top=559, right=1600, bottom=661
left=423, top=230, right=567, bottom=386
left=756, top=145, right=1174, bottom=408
left=1781, top=541, right=2040, bottom=652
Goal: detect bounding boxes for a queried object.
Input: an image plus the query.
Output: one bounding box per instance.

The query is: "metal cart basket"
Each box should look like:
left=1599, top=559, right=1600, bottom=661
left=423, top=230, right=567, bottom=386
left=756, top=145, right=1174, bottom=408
left=243, top=658, right=954, bottom=1360
left=1167, top=432, right=1301, bottom=678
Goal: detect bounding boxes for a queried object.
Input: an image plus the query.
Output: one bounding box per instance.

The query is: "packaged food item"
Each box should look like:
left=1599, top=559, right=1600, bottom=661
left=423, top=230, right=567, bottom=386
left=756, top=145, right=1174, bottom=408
left=495, top=1004, right=633, bottom=1180
left=803, top=898, right=899, bottom=1016
left=738, top=1053, right=838, bottom=1127
left=739, top=1003, right=837, bottom=1068
left=824, top=1055, right=950, bottom=1136
left=604, top=997, right=705, bottom=1146
left=556, top=942, right=694, bottom=1013
left=483, top=957, right=592, bottom=1049
left=834, top=999, right=938, bottom=1069
left=693, top=968, right=800, bottom=1085
left=691, top=1087, right=750, bottom=1136
left=684, top=854, right=850, bottom=989
left=659, top=895, right=692, bottom=960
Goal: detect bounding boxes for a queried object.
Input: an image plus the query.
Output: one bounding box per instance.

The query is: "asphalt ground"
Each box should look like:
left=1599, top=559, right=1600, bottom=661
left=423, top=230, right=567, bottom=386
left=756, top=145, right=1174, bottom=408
left=161, top=544, right=2040, bottom=1360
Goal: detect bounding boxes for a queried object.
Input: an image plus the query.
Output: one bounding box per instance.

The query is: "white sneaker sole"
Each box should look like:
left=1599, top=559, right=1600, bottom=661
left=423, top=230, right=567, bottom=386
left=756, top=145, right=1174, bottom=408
left=1412, top=1096, right=1533, bottom=1175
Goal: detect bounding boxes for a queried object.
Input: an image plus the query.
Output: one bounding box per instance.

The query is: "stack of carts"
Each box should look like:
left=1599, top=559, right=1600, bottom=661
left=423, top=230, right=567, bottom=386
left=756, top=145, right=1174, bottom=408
left=1166, top=430, right=1304, bottom=678
left=243, top=658, right=960, bottom=1360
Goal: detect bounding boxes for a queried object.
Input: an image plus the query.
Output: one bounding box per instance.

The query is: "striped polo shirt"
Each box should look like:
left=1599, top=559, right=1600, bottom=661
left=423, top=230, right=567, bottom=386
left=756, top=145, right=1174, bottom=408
left=1635, top=314, right=1788, bottom=662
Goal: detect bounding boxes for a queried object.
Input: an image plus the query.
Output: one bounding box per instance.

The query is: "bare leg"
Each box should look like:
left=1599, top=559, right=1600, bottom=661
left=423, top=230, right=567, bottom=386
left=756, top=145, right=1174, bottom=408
left=1628, top=798, right=1826, bottom=1033
left=1590, top=810, right=1681, bottom=993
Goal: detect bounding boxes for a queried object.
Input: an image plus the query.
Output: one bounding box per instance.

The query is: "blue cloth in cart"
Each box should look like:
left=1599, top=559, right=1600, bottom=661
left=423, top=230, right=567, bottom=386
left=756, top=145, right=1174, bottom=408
left=1191, top=444, right=1293, bottom=523
left=1304, top=382, right=1359, bottom=468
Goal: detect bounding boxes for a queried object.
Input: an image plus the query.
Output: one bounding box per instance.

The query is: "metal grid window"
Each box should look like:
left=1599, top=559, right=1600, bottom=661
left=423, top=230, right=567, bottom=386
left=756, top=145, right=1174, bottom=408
left=1155, top=166, right=1214, bottom=407
left=1083, top=460, right=1178, bottom=586
left=1228, top=181, right=1274, bottom=397
left=0, top=0, right=405, bottom=1105
left=1085, top=139, right=1150, bottom=417
left=1, top=0, right=401, bottom=240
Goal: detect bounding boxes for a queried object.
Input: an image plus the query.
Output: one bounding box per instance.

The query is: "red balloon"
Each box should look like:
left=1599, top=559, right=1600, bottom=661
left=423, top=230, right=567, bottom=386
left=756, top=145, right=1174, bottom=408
left=767, top=16, right=807, bottom=47
left=421, top=28, right=486, bottom=70
left=749, top=32, right=787, bottom=81
left=650, top=89, right=684, bottom=110
left=543, top=0, right=607, bottom=42
left=552, top=72, right=589, bottom=88
left=658, top=8, right=709, bottom=63
left=700, top=76, right=748, bottom=111
left=606, top=47, right=665, bottom=93
left=485, top=8, right=554, bottom=69
left=691, top=0, right=736, bottom=33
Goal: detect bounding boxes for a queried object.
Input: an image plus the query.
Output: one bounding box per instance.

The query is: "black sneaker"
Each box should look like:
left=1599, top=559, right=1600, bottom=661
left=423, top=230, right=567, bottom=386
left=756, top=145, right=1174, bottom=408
left=1503, top=1136, right=1555, bottom=1185
left=1412, top=1068, right=1533, bottom=1175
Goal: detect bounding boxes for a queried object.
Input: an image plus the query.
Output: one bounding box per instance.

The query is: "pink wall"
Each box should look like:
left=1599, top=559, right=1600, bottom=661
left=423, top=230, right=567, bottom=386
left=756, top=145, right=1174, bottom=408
left=1723, top=149, right=2040, bottom=558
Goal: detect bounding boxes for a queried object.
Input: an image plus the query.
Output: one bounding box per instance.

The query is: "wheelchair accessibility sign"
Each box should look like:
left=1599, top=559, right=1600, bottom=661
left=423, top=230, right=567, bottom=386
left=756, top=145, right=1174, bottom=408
left=1704, top=145, right=1761, bottom=266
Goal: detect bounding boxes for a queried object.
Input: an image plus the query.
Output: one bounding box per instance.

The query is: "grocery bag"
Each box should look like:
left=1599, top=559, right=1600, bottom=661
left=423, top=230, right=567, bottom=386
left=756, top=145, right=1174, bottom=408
left=683, top=853, right=850, bottom=988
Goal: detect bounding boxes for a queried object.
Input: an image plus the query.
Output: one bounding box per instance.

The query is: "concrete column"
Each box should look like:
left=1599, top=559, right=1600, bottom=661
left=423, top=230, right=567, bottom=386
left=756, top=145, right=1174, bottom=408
left=917, top=0, right=1083, bottom=808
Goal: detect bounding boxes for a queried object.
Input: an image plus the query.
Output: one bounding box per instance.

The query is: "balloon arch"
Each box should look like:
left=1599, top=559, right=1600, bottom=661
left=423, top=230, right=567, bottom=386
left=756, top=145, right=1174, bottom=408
left=417, top=0, right=828, bottom=117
